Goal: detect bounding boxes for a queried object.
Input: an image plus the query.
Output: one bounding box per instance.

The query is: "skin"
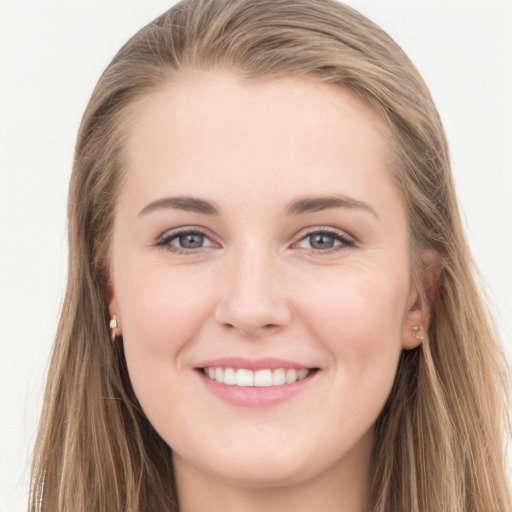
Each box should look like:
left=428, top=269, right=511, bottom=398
left=108, top=71, right=425, bottom=512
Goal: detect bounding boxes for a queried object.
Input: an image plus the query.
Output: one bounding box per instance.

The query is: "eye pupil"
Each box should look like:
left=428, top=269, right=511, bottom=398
left=179, top=233, right=204, bottom=249
left=310, top=234, right=334, bottom=249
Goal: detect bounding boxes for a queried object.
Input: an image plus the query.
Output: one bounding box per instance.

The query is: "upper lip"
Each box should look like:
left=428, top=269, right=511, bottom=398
left=196, top=357, right=316, bottom=371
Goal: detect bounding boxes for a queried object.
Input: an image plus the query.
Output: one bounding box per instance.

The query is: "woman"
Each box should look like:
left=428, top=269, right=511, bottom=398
left=28, top=1, right=511, bottom=511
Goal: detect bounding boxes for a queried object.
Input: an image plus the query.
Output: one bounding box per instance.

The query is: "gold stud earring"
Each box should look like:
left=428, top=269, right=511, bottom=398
left=411, top=325, right=424, bottom=342
left=110, top=315, right=118, bottom=342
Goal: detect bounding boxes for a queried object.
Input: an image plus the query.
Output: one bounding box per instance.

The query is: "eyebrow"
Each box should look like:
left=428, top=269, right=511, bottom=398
left=138, top=194, right=377, bottom=218
left=287, top=195, right=377, bottom=217
left=139, top=196, right=219, bottom=216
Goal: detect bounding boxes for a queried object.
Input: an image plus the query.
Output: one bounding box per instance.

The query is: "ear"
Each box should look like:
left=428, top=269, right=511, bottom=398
left=107, top=279, right=122, bottom=337
left=95, top=237, right=122, bottom=335
left=402, top=249, right=440, bottom=350
left=401, top=287, right=425, bottom=350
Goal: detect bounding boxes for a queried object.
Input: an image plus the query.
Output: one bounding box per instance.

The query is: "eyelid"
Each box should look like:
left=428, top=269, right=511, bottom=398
left=155, top=226, right=220, bottom=252
left=291, top=226, right=356, bottom=252
left=294, top=225, right=355, bottom=241
left=153, top=225, right=355, bottom=254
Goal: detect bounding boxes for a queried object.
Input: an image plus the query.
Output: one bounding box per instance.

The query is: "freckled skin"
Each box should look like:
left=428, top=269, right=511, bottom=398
left=109, top=71, right=424, bottom=511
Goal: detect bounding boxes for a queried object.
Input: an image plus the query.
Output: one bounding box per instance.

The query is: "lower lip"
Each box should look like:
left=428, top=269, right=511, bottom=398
left=197, top=371, right=317, bottom=407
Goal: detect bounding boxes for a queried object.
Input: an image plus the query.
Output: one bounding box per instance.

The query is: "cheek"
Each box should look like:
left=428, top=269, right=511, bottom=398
left=295, top=262, right=408, bottom=411
left=300, top=265, right=409, bottom=349
left=115, top=262, right=214, bottom=364
left=114, top=264, right=217, bottom=430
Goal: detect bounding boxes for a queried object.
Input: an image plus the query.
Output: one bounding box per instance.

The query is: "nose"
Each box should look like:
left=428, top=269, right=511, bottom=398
left=214, top=247, right=292, bottom=337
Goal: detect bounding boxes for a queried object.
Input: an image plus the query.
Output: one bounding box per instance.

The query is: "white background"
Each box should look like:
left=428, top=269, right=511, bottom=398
left=0, top=1, right=511, bottom=510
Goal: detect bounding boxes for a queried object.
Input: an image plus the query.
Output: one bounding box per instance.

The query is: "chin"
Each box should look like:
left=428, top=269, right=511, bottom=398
left=174, top=437, right=315, bottom=489
left=205, top=457, right=311, bottom=489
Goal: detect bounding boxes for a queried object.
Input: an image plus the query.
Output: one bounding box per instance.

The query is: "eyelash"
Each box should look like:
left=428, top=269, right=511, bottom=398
left=155, top=226, right=355, bottom=255
left=293, top=227, right=355, bottom=255
left=155, top=227, right=215, bottom=255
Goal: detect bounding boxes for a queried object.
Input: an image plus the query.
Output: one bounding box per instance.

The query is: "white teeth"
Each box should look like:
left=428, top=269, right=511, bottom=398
left=224, top=367, right=236, bottom=385
left=272, top=368, right=286, bottom=386
left=254, top=369, right=272, bottom=387
left=285, top=369, right=297, bottom=384
left=297, top=369, right=309, bottom=380
left=203, top=367, right=313, bottom=387
left=236, top=369, right=254, bottom=387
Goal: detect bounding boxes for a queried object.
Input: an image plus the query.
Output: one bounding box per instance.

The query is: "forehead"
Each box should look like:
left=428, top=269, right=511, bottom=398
left=118, top=71, right=398, bottom=215
left=126, top=71, right=391, bottom=147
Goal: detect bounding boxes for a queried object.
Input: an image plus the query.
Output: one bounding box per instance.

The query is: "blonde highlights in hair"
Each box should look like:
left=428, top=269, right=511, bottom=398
left=30, top=1, right=510, bottom=511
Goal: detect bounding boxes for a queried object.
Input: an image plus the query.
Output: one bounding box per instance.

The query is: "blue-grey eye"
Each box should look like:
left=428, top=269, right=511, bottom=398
left=309, top=233, right=336, bottom=249
left=157, top=228, right=216, bottom=253
left=296, top=230, right=354, bottom=252
left=175, top=233, right=205, bottom=249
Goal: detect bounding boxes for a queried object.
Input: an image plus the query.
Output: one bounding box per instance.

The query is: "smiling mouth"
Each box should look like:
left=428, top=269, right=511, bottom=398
left=199, top=367, right=318, bottom=387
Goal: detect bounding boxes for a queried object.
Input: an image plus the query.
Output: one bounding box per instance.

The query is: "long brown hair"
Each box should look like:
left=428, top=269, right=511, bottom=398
left=29, top=1, right=511, bottom=510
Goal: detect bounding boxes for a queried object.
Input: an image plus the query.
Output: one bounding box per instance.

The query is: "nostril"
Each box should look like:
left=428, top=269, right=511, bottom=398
left=221, top=322, right=278, bottom=331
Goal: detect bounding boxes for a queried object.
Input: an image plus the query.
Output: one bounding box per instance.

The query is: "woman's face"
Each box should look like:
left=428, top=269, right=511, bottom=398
left=109, top=72, right=424, bottom=490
